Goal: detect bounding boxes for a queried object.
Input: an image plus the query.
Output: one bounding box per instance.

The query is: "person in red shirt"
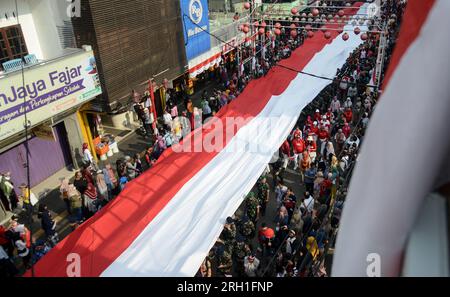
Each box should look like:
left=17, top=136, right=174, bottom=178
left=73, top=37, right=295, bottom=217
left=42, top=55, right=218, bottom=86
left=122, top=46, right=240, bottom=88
left=314, top=109, right=321, bottom=122
left=319, top=173, right=333, bottom=206
left=318, top=127, right=329, bottom=156
left=344, top=107, right=353, bottom=124
left=292, top=127, right=302, bottom=139
left=306, top=115, right=313, bottom=127
left=320, top=115, right=331, bottom=131
left=303, top=122, right=311, bottom=138
left=342, top=122, right=351, bottom=138
left=258, top=223, right=275, bottom=252
left=326, top=108, right=334, bottom=124
left=280, top=140, right=291, bottom=169
left=292, top=133, right=305, bottom=170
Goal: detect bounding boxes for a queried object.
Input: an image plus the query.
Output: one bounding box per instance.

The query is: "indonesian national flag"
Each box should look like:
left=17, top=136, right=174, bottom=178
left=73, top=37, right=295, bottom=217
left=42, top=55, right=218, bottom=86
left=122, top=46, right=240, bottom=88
left=28, top=3, right=369, bottom=277
left=332, top=0, right=450, bottom=277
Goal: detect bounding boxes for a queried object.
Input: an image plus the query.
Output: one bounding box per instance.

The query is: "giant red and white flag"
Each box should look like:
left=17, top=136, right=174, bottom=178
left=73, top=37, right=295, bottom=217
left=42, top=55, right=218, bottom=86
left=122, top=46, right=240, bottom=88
left=29, top=3, right=369, bottom=277
left=332, top=0, right=450, bottom=277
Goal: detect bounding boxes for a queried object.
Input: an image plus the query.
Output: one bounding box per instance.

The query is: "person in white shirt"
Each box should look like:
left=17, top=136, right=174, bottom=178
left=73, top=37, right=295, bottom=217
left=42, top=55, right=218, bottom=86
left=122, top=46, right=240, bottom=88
left=81, top=143, right=98, bottom=171
left=303, top=191, right=315, bottom=214
left=345, top=135, right=360, bottom=149
left=360, top=49, right=367, bottom=60
left=163, top=109, right=173, bottom=128
left=330, top=96, right=341, bottom=114
left=361, top=112, right=370, bottom=129
left=347, top=84, right=358, bottom=99
left=285, top=230, right=298, bottom=255
left=344, top=97, right=353, bottom=109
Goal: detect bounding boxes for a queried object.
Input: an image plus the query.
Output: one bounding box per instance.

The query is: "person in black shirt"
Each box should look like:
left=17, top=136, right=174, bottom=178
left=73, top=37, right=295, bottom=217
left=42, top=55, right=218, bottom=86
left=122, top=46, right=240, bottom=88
left=37, top=204, right=59, bottom=246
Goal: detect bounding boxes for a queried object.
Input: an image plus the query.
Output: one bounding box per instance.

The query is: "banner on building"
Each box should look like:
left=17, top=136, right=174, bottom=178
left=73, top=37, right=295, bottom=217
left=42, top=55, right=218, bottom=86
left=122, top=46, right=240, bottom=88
left=0, top=50, right=102, bottom=142
left=180, top=0, right=211, bottom=60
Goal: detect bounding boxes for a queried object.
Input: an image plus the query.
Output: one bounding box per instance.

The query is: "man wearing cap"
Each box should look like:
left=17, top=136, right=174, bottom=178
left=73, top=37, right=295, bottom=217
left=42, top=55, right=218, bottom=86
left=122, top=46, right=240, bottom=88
left=313, top=109, right=321, bottom=122
left=257, top=176, right=270, bottom=217
left=233, top=235, right=249, bottom=277
left=221, top=217, right=237, bottom=253
left=240, top=215, right=255, bottom=243
left=245, top=192, right=260, bottom=223
left=285, top=229, right=299, bottom=255
left=292, top=133, right=305, bottom=171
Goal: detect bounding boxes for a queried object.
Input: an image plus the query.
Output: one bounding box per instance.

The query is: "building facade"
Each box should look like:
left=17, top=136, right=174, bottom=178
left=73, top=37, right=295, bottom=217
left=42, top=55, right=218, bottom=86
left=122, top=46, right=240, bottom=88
left=0, top=0, right=102, bottom=202
left=71, top=0, right=188, bottom=114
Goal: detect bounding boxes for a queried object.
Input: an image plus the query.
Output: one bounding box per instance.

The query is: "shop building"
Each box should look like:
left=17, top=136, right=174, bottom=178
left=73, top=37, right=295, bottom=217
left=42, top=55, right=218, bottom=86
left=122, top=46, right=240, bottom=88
left=70, top=0, right=188, bottom=129
left=0, top=0, right=102, bottom=194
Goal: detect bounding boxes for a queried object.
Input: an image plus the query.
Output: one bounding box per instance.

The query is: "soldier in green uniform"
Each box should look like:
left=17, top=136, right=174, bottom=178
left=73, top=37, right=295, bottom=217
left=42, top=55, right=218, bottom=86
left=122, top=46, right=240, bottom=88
left=233, top=234, right=249, bottom=277
left=245, top=192, right=260, bottom=223
left=240, top=216, right=256, bottom=243
left=221, top=217, right=236, bottom=254
left=257, top=176, right=270, bottom=217
left=217, top=250, right=233, bottom=277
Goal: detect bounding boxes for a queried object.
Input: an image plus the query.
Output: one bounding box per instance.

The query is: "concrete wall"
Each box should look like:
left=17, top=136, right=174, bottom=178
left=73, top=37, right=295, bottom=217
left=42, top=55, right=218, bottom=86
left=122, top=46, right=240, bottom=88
left=63, top=113, right=85, bottom=169
left=0, top=0, right=43, bottom=59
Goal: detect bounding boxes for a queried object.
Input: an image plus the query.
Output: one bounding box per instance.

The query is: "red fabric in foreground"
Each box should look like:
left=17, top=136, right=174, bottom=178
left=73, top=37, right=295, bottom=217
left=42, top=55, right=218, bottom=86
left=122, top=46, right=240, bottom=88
left=28, top=4, right=362, bottom=277
left=382, top=0, right=435, bottom=89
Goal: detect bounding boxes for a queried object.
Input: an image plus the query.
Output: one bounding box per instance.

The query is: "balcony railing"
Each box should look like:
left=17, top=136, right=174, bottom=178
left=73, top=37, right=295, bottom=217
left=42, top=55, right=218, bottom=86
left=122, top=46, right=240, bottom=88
left=0, top=48, right=84, bottom=78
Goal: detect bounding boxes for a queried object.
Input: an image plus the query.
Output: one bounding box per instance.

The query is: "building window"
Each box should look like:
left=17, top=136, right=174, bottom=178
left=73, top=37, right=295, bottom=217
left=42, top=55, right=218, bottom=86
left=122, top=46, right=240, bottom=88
left=0, top=25, right=28, bottom=69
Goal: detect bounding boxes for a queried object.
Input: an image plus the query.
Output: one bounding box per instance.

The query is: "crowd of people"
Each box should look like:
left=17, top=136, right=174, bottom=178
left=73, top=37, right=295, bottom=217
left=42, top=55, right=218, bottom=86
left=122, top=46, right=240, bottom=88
left=1, top=0, right=406, bottom=277
left=197, top=1, right=406, bottom=277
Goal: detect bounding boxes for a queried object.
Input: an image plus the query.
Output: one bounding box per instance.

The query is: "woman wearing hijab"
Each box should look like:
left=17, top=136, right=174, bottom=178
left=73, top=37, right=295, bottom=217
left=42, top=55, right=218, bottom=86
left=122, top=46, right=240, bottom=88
left=193, top=107, right=202, bottom=130
left=298, top=235, right=320, bottom=276
left=67, top=184, right=83, bottom=223
left=96, top=170, right=109, bottom=202
left=59, top=178, right=72, bottom=214
left=103, top=164, right=117, bottom=197
left=81, top=164, right=95, bottom=185
left=325, top=141, right=335, bottom=164
left=81, top=143, right=98, bottom=171
left=313, top=171, right=324, bottom=199
left=274, top=206, right=289, bottom=227
left=83, top=179, right=98, bottom=215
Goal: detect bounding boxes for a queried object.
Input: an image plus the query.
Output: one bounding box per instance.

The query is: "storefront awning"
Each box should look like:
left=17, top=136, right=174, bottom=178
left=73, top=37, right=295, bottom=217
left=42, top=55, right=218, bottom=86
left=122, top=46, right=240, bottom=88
left=187, top=49, right=222, bottom=79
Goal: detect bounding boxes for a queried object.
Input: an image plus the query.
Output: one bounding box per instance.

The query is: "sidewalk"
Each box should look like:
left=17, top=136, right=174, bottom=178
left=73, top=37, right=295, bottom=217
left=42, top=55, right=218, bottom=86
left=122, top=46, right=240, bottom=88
left=18, top=129, right=153, bottom=243
left=9, top=77, right=220, bottom=238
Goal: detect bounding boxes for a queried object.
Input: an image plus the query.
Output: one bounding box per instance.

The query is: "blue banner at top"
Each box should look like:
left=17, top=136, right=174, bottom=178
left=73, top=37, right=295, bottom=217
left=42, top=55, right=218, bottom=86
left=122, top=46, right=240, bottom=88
left=180, top=0, right=211, bottom=61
